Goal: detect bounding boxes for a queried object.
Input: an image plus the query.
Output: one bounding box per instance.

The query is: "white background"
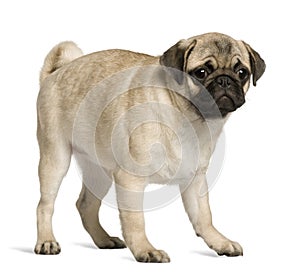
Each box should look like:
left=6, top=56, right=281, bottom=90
left=1, top=0, right=299, bottom=274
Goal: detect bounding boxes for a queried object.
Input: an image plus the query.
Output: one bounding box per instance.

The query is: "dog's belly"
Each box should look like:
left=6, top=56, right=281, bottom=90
left=74, top=123, right=199, bottom=185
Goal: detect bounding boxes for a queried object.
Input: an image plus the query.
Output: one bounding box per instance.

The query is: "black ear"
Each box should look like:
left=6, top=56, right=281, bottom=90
left=242, top=41, right=266, bottom=86
left=160, top=39, right=197, bottom=83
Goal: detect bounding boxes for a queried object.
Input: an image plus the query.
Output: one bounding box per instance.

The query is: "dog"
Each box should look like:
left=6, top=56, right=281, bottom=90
left=35, top=32, right=265, bottom=262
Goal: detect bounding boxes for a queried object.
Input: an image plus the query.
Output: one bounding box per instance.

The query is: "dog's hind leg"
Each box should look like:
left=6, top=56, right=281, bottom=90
left=76, top=162, right=126, bottom=249
left=34, top=138, right=71, bottom=255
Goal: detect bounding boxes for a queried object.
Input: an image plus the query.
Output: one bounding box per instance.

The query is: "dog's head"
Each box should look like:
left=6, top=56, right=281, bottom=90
left=160, top=32, right=266, bottom=118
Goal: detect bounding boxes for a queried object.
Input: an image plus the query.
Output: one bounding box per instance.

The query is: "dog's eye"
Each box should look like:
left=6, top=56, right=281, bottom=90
left=237, top=68, right=249, bottom=80
left=193, top=68, right=207, bottom=80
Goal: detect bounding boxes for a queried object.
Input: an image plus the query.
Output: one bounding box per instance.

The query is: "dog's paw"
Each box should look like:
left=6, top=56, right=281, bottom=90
left=135, top=249, right=170, bottom=263
left=96, top=236, right=126, bottom=249
left=209, top=239, right=243, bottom=257
left=34, top=241, right=61, bottom=255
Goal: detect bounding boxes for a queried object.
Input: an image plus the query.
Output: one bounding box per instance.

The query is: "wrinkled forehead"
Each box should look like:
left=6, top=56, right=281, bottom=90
left=187, top=35, right=250, bottom=70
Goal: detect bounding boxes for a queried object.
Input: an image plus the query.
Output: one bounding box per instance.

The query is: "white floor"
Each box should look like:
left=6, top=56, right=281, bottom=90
left=5, top=159, right=299, bottom=274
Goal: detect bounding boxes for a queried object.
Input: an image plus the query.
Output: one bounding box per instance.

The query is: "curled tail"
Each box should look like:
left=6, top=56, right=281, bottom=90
left=39, top=41, right=83, bottom=85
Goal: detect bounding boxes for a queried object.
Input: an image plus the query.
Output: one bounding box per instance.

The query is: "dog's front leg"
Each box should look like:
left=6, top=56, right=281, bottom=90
left=114, top=170, right=170, bottom=263
left=180, top=173, right=243, bottom=256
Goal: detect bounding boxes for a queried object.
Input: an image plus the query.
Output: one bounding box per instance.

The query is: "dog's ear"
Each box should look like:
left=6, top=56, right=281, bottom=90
left=160, top=39, right=197, bottom=84
left=242, top=41, right=266, bottom=86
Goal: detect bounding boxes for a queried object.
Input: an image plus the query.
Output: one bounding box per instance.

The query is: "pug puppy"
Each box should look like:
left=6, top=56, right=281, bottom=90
left=35, top=33, right=265, bottom=262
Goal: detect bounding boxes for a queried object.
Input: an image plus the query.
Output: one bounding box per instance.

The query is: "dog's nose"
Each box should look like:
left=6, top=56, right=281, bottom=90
left=217, top=76, right=232, bottom=89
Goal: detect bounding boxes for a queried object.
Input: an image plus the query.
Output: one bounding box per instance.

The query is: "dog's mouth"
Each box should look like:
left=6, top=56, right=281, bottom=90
left=206, top=79, right=245, bottom=117
left=216, top=95, right=237, bottom=116
left=191, top=92, right=244, bottom=118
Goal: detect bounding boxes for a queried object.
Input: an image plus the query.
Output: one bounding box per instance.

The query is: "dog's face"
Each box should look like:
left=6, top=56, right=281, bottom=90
left=160, top=32, right=266, bottom=117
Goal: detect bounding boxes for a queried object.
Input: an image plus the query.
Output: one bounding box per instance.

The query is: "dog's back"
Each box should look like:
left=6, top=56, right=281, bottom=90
left=37, top=42, right=158, bottom=143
